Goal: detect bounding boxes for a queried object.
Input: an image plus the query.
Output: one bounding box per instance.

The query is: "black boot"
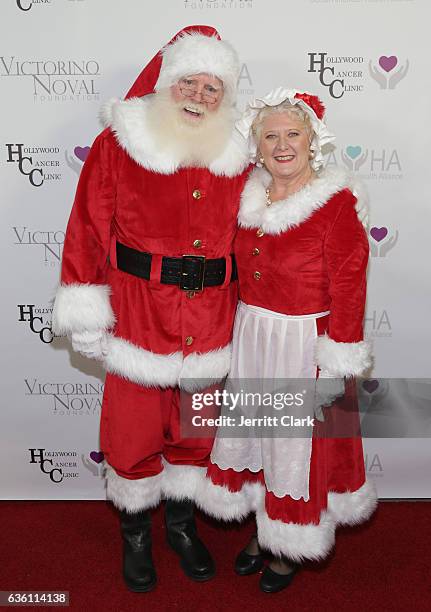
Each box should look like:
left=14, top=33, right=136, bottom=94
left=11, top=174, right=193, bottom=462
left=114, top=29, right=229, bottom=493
left=120, top=509, right=157, bottom=592
left=165, top=499, right=215, bottom=581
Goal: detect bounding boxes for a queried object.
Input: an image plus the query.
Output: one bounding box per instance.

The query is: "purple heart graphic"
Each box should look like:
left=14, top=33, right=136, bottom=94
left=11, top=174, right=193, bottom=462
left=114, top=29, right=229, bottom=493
left=90, top=451, right=104, bottom=464
left=362, top=380, right=379, bottom=394
left=74, top=146, right=90, bottom=162
left=379, top=56, right=398, bottom=73
left=370, top=227, right=388, bottom=242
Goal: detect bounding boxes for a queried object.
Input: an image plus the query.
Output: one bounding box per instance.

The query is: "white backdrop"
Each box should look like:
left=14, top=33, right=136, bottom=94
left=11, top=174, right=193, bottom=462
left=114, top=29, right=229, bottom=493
left=1, top=0, right=430, bottom=500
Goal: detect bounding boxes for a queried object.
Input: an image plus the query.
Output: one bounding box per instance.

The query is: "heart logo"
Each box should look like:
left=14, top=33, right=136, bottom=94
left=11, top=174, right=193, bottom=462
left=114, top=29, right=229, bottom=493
left=362, top=379, right=379, bottom=394
left=346, top=145, right=362, bottom=160
left=378, top=56, right=398, bottom=73
left=370, top=227, right=388, bottom=242
left=74, top=146, right=90, bottom=162
left=90, top=451, right=104, bottom=464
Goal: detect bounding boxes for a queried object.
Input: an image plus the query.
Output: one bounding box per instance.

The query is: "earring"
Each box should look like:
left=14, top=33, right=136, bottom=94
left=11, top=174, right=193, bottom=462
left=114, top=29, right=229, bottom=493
left=259, top=156, right=265, bottom=164
left=308, top=149, right=315, bottom=160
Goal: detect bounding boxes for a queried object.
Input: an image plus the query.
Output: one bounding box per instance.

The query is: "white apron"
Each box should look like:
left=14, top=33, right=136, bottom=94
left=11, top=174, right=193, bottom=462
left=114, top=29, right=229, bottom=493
left=210, top=301, right=329, bottom=501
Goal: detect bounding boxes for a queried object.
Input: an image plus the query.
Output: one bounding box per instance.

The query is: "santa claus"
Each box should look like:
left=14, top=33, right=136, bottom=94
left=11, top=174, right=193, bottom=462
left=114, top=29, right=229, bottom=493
left=52, top=25, right=251, bottom=592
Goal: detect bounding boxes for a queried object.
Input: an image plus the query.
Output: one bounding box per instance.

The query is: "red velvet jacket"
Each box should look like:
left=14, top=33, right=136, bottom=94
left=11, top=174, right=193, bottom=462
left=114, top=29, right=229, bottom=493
left=235, top=165, right=372, bottom=377
left=53, top=96, right=250, bottom=389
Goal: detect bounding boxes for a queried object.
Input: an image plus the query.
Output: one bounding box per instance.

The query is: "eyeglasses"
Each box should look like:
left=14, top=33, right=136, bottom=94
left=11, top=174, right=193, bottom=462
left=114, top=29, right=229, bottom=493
left=178, top=78, right=223, bottom=103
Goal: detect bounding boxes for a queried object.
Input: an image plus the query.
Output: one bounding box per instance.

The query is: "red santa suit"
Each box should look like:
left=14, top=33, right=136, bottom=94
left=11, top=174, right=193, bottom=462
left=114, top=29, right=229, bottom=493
left=198, top=93, right=377, bottom=562
left=52, top=26, right=251, bottom=513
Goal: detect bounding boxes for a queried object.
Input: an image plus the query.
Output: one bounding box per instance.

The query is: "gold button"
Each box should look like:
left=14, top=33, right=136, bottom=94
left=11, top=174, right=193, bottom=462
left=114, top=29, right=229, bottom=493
left=256, top=228, right=265, bottom=238
left=192, top=189, right=201, bottom=200
left=185, top=336, right=194, bottom=346
left=193, top=239, right=202, bottom=249
left=186, top=290, right=196, bottom=299
left=253, top=271, right=261, bottom=280
left=252, top=247, right=260, bottom=256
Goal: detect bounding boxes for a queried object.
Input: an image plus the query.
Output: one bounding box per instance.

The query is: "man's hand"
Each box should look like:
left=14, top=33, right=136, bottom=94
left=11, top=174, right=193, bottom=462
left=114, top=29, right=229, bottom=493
left=71, top=330, right=108, bottom=360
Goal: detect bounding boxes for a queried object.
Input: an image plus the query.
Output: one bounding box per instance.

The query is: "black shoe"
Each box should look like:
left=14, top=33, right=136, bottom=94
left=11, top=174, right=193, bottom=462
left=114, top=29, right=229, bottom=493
left=165, top=499, right=215, bottom=582
left=259, top=564, right=299, bottom=593
left=120, top=509, right=157, bottom=593
left=234, top=537, right=264, bottom=576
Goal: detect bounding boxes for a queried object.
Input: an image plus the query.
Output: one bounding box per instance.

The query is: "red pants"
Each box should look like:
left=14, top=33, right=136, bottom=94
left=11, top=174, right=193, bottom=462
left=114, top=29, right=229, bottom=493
left=100, top=373, right=214, bottom=480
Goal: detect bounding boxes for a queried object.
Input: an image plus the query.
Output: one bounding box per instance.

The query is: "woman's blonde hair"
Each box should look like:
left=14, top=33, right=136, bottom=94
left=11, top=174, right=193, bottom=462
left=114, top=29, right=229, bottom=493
left=251, top=102, right=314, bottom=145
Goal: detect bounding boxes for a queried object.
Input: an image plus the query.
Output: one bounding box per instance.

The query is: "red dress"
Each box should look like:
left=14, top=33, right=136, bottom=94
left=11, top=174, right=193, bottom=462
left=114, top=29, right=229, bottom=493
left=198, top=165, right=378, bottom=562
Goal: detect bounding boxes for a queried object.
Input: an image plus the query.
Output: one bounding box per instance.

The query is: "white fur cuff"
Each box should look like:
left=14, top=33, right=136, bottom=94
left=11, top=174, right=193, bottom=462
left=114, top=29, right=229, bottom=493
left=103, top=336, right=231, bottom=390
left=52, top=283, right=115, bottom=335
left=179, top=344, right=232, bottom=392
left=161, top=462, right=206, bottom=502
left=328, top=479, right=378, bottom=527
left=105, top=464, right=162, bottom=512
left=104, top=335, right=182, bottom=389
left=256, top=508, right=336, bottom=562
left=316, top=334, right=372, bottom=378
left=196, top=478, right=261, bottom=522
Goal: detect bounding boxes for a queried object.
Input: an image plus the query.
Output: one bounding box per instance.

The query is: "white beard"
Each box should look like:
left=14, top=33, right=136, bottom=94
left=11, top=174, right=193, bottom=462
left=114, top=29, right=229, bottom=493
left=146, top=89, right=234, bottom=167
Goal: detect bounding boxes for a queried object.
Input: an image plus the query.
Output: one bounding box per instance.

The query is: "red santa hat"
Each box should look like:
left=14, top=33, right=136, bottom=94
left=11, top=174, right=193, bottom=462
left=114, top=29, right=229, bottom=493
left=126, top=25, right=240, bottom=101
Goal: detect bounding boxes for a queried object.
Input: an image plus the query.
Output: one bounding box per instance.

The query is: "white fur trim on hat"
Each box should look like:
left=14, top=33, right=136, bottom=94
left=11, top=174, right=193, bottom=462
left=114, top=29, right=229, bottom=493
left=316, top=334, right=373, bottom=378
left=155, top=31, right=240, bottom=100
left=104, top=463, right=162, bottom=512
left=235, top=86, right=335, bottom=171
left=52, top=283, right=115, bottom=335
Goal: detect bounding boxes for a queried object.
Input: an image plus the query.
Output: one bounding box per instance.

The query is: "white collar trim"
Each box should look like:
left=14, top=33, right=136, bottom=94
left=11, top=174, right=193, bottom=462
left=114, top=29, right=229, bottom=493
left=238, top=165, right=355, bottom=234
left=100, top=96, right=250, bottom=177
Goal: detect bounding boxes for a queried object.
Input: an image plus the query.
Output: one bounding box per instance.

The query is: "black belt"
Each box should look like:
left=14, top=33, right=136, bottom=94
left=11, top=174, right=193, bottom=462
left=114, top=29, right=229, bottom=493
left=116, top=241, right=238, bottom=291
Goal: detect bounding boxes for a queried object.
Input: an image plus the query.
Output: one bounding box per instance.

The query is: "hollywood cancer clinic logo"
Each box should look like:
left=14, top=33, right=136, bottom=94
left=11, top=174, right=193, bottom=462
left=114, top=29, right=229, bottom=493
left=18, top=304, right=55, bottom=343
left=16, top=0, right=85, bottom=11
left=4, top=142, right=89, bottom=186
left=28, top=448, right=79, bottom=483
left=16, top=0, right=54, bottom=10
left=5, top=143, right=63, bottom=187
left=307, top=52, right=408, bottom=98
left=29, top=448, right=104, bottom=484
